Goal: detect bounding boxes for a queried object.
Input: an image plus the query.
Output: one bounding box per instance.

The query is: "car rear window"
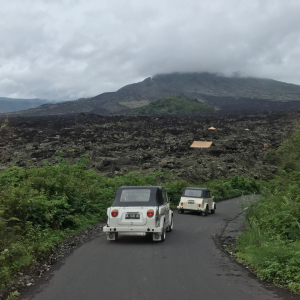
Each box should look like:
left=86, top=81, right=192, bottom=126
left=183, top=189, right=203, bottom=198
left=120, top=189, right=151, bottom=202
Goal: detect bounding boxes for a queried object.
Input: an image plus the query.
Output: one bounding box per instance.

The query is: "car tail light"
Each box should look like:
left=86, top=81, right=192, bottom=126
left=198, top=204, right=201, bottom=207
left=111, top=209, right=118, bottom=217
left=181, top=203, right=183, bottom=206
left=147, top=209, right=154, bottom=217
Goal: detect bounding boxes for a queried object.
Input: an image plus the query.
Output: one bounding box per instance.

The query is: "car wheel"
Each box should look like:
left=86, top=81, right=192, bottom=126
left=211, top=207, right=215, bottom=214
left=211, top=204, right=216, bottom=214
left=167, top=217, right=173, bottom=232
left=161, top=227, right=166, bottom=242
left=204, top=206, right=209, bottom=216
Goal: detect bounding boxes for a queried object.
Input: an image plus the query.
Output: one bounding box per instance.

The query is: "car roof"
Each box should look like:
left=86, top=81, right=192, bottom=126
left=119, top=186, right=163, bottom=189
left=185, top=187, right=210, bottom=191
left=113, top=186, right=164, bottom=207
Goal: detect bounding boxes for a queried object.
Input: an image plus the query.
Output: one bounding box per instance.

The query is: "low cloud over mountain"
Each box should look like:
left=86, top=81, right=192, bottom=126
left=0, top=1, right=300, bottom=101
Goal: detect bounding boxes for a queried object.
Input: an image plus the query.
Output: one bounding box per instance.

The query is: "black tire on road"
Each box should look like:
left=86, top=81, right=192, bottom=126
left=211, top=207, right=215, bottom=214
left=211, top=204, right=216, bottom=214
left=161, top=227, right=166, bottom=242
left=204, top=206, right=209, bottom=216
left=167, top=217, right=173, bottom=232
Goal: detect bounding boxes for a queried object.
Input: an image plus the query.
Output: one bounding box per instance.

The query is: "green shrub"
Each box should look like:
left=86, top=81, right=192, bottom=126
left=277, top=128, right=300, bottom=172
left=237, top=235, right=300, bottom=292
left=206, top=175, right=259, bottom=201
left=237, top=127, right=300, bottom=294
left=135, top=96, right=216, bottom=115
left=0, top=118, right=9, bottom=132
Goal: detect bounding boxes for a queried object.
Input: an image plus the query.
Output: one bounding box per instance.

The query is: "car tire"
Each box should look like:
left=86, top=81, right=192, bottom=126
left=161, top=227, right=166, bottom=242
left=204, top=206, right=209, bottom=216
left=167, top=217, right=173, bottom=232
left=211, top=203, right=216, bottom=214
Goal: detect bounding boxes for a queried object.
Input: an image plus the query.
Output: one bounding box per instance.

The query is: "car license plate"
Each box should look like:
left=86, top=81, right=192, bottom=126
left=125, top=214, right=140, bottom=219
left=188, top=200, right=194, bottom=204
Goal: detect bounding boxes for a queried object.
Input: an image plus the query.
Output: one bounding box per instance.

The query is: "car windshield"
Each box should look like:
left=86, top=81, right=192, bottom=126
left=183, top=189, right=203, bottom=198
left=120, top=189, right=151, bottom=202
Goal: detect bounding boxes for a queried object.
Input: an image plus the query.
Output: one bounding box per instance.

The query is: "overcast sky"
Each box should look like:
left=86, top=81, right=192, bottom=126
left=1, top=0, right=300, bottom=100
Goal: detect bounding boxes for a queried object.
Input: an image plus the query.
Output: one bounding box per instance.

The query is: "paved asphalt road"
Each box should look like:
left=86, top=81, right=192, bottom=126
left=21, top=197, right=298, bottom=300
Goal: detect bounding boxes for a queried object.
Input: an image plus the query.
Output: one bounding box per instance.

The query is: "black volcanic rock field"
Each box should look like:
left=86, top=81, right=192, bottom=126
left=1, top=110, right=299, bottom=182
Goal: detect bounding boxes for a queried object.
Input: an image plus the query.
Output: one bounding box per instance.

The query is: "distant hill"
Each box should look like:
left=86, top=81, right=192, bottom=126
left=0, top=97, right=56, bottom=113
left=8, top=73, right=300, bottom=116
left=135, top=96, right=217, bottom=115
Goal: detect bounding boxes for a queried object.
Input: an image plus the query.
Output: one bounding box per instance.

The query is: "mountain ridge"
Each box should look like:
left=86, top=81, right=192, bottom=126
left=5, top=72, right=300, bottom=116
left=0, top=97, right=61, bottom=114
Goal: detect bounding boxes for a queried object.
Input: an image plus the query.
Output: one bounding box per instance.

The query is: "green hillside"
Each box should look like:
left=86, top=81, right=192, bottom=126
left=135, top=96, right=217, bottom=115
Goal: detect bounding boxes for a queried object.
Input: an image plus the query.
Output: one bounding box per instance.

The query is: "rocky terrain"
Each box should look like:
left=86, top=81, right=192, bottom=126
left=6, top=72, right=300, bottom=116
left=1, top=110, right=299, bottom=182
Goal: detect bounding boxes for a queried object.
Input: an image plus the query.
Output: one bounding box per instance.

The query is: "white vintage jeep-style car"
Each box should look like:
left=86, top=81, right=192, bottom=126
left=177, top=187, right=216, bottom=216
left=103, top=186, right=173, bottom=242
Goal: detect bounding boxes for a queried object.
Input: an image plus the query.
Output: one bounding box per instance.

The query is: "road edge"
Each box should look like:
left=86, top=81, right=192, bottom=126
left=212, top=204, right=300, bottom=300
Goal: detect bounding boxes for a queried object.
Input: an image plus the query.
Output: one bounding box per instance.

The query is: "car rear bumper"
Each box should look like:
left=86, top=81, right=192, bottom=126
left=177, top=206, right=204, bottom=212
left=103, top=226, right=163, bottom=234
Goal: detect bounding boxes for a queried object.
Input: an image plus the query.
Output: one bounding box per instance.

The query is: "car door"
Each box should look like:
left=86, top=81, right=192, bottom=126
left=162, top=189, right=170, bottom=226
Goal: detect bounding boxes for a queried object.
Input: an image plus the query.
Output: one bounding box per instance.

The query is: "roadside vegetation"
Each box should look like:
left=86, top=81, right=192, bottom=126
left=0, top=151, right=258, bottom=291
left=0, top=118, right=9, bottom=132
left=237, top=128, right=300, bottom=294
left=135, top=96, right=216, bottom=115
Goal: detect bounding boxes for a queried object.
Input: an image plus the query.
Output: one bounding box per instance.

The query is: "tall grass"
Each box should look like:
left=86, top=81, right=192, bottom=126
left=237, top=128, right=300, bottom=294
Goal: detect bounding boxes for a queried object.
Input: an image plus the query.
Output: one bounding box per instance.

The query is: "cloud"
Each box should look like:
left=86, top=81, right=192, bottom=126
left=0, top=0, right=300, bottom=100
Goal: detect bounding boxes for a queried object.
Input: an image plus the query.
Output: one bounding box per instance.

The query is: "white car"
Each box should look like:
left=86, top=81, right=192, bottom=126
left=177, top=187, right=216, bottom=216
left=103, top=186, right=173, bottom=242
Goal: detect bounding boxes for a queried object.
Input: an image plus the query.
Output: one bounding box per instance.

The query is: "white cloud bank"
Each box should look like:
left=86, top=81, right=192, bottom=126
left=0, top=0, right=300, bottom=100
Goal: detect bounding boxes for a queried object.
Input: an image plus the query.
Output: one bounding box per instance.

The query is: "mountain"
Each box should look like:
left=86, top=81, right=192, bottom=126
left=7, top=73, right=300, bottom=116
left=0, top=97, right=57, bottom=113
